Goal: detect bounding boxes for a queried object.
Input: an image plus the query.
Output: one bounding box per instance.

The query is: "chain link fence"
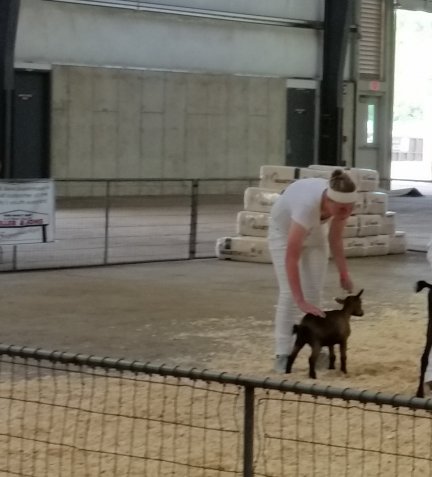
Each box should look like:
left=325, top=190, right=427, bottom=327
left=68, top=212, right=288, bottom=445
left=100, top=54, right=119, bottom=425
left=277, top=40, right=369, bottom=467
left=1, top=344, right=432, bottom=476
left=0, top=177, right=431, bottom=270
left=0, top=179, right=256, bottom=271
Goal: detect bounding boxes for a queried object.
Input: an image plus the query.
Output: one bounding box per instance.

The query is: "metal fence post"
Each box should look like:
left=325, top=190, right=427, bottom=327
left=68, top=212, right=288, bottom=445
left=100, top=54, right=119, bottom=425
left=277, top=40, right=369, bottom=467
left=244, top=386, right=255, bottom=477
left=189, top=179, right=199, bottom=259
left=12, top=244, right=17, bottom=271
left=103, top=180, right=111, bottom=265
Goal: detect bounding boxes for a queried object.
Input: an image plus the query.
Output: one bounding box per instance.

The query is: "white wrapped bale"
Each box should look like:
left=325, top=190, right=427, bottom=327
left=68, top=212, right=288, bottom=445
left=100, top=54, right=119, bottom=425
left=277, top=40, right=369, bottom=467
left=259, top=165, right=298, bottom=192
left=345, top=168, right=379, bottom=192
left=309, top=165, right=379, bottom=192
left=259, top=178, right=294, bottom=193
left=244, top=187, right=280, bottom=213
left=388, top=231, right=407, bottom=255
left=236, top=211, right=269, bottom=237
left=357, top=214, right=383, bottom=237
left=343, top=215, right=359, bottom=238
left=364, top=235, right=390, bottom=256
left=259, top=165, right=332, bottom=192
left=308, top=165, right=338, bottom=171
left=299, top=168, right=332, bottom=180
left=381, top=211, right=396, bottom=235
left=259, top=178, right=294, bottom=192
left=343, top=237, right=366, bottom=257
left=364, top=191, right=388, bottom=215
left=352, top=193, right=366, bottom=215
left=215, top=236, right=271, bottom=263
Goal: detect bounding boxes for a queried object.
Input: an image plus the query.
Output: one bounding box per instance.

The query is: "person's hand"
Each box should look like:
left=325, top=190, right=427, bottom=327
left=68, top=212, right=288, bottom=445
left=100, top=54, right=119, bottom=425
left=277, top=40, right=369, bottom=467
left=340, top=273, right=353, bottom=293
left=297, top=300, right=325, bottom=317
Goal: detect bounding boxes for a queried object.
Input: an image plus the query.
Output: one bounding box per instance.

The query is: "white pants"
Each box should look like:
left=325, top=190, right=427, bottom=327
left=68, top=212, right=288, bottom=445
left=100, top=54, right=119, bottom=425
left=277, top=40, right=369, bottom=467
left=269, top=227, right=329, bottom=356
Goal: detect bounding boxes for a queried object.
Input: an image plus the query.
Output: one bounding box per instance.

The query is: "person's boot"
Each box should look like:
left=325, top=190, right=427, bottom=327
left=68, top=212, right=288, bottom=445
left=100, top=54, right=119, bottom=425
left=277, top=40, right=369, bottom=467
left=315, top=350, right=330, bottom=370
left=274, top=354, right=289, bottom=373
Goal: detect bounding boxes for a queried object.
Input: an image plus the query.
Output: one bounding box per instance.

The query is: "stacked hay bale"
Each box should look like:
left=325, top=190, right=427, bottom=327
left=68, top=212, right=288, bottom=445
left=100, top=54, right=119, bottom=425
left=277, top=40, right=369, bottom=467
left=216, top=165, right=407, bottom=263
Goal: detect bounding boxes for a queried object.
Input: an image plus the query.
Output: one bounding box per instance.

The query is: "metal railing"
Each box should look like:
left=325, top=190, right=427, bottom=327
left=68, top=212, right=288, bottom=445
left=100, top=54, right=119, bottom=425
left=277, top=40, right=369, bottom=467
left=1, top=343, right=432, bottom=476
left=0, top=178, right=257, bottom=271
left=1, top=176, right=431, bottom=271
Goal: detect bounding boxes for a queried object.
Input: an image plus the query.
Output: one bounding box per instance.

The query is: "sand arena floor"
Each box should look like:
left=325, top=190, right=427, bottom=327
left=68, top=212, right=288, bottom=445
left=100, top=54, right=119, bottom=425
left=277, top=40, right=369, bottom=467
left=0, top=253, right=429, bottom=391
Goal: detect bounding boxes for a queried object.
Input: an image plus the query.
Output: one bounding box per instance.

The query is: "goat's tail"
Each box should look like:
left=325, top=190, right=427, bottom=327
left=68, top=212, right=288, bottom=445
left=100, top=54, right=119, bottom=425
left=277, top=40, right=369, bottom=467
left=416, top=280, right=432, bottom=293
left=292, top=324, right=311, bottom=341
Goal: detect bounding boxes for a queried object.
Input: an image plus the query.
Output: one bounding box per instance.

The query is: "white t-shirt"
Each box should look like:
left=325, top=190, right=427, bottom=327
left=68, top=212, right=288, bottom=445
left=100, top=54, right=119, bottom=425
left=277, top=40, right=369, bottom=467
left=269, top=178, right=330, bottom=246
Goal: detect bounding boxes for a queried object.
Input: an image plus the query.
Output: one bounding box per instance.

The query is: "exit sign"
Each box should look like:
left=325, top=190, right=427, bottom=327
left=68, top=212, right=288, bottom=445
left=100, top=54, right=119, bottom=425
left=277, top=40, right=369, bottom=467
left=369, top=80, right=381, bottom=92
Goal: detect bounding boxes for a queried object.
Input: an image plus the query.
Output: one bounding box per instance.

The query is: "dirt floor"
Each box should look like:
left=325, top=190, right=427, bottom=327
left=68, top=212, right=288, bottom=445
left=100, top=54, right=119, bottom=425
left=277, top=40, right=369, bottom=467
left=0, top=251, right=431, bottom=396
left=2, top=252, right=432, bottom=476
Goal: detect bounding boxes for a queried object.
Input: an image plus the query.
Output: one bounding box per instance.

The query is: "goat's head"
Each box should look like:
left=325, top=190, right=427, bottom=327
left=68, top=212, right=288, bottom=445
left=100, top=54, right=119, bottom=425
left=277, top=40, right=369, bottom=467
left=335, top=289, right=364, bottom=317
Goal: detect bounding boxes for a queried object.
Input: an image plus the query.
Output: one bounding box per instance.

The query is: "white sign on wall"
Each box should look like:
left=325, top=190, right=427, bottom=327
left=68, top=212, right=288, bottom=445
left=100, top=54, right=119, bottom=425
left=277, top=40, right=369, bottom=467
left=0, top=180, right=55, bottom=245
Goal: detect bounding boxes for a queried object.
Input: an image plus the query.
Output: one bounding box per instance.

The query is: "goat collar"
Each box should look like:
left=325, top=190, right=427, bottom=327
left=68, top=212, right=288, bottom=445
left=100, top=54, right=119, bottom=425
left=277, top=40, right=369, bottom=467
left=326, top=187, right=358, bottom=204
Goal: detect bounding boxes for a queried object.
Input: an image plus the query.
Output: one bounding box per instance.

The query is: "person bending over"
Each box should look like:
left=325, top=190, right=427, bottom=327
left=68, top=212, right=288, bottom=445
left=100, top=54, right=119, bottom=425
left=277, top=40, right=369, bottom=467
left=268, top=169, right=357, bottom=373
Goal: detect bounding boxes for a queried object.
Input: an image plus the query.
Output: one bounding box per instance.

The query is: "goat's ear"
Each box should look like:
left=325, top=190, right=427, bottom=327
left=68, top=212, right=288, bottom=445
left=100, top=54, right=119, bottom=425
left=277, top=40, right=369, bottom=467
left=356, top=289, right=364, bottom=297
left=335, top=297, right=345, bottom=304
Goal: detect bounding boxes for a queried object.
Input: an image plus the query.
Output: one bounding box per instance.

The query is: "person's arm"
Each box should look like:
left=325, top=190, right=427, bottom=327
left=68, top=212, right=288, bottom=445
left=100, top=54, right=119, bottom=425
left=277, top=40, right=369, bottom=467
left=328, top=218, right=353, bottom=293
left=285, top=221, right=325, bottom=317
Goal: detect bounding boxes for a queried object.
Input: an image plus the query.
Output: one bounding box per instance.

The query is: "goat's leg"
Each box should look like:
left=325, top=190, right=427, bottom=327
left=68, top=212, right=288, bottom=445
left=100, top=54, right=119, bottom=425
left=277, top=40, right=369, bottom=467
left=308, top=342, right=321, bottom=379
left=328, top=345, right=336, bottom=370
left=417, top=347, right=431, bottom=398
left=286, top=339, right=305, bottom=373
left=340, top=341, right=348, bottom=374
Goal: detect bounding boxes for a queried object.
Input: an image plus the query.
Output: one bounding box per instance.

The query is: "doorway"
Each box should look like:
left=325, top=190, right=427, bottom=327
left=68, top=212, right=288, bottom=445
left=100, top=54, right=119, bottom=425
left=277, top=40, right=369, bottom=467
left=392, top=9, right=432, bottom=181
left=356, top=94, right=380, bottom=171
left=286, top=88, right=316, bottom=167
left=12, top=70, right=50, bottom=178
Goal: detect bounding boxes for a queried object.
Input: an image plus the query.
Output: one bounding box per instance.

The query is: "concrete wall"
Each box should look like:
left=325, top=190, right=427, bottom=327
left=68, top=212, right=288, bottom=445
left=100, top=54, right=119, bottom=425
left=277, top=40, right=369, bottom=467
left=14, top=0, right=313, bottom=195
left=52, top=66, right=286, bottom=195
left=16, top=0, right=322, bottom=78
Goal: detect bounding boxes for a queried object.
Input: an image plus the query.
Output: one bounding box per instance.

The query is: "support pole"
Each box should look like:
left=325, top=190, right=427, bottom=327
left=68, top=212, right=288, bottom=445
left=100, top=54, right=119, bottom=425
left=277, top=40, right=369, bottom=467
left=189, top=180, right=199, bottom=259
left=319, top=0, right=353, bottom=166
left=243, top=386, right=255, bottom=477
left=0, top=0, right=20, bottom=179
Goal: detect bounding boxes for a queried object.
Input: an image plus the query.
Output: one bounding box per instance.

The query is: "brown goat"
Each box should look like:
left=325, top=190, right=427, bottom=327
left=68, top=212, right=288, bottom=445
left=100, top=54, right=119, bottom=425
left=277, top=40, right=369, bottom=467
left=285, top=289, right=364, bottom=379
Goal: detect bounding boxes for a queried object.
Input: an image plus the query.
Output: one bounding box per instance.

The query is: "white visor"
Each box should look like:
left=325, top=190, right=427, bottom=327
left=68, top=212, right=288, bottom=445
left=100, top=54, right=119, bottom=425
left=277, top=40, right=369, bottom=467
left=326, top=187, right=357, bottom=204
